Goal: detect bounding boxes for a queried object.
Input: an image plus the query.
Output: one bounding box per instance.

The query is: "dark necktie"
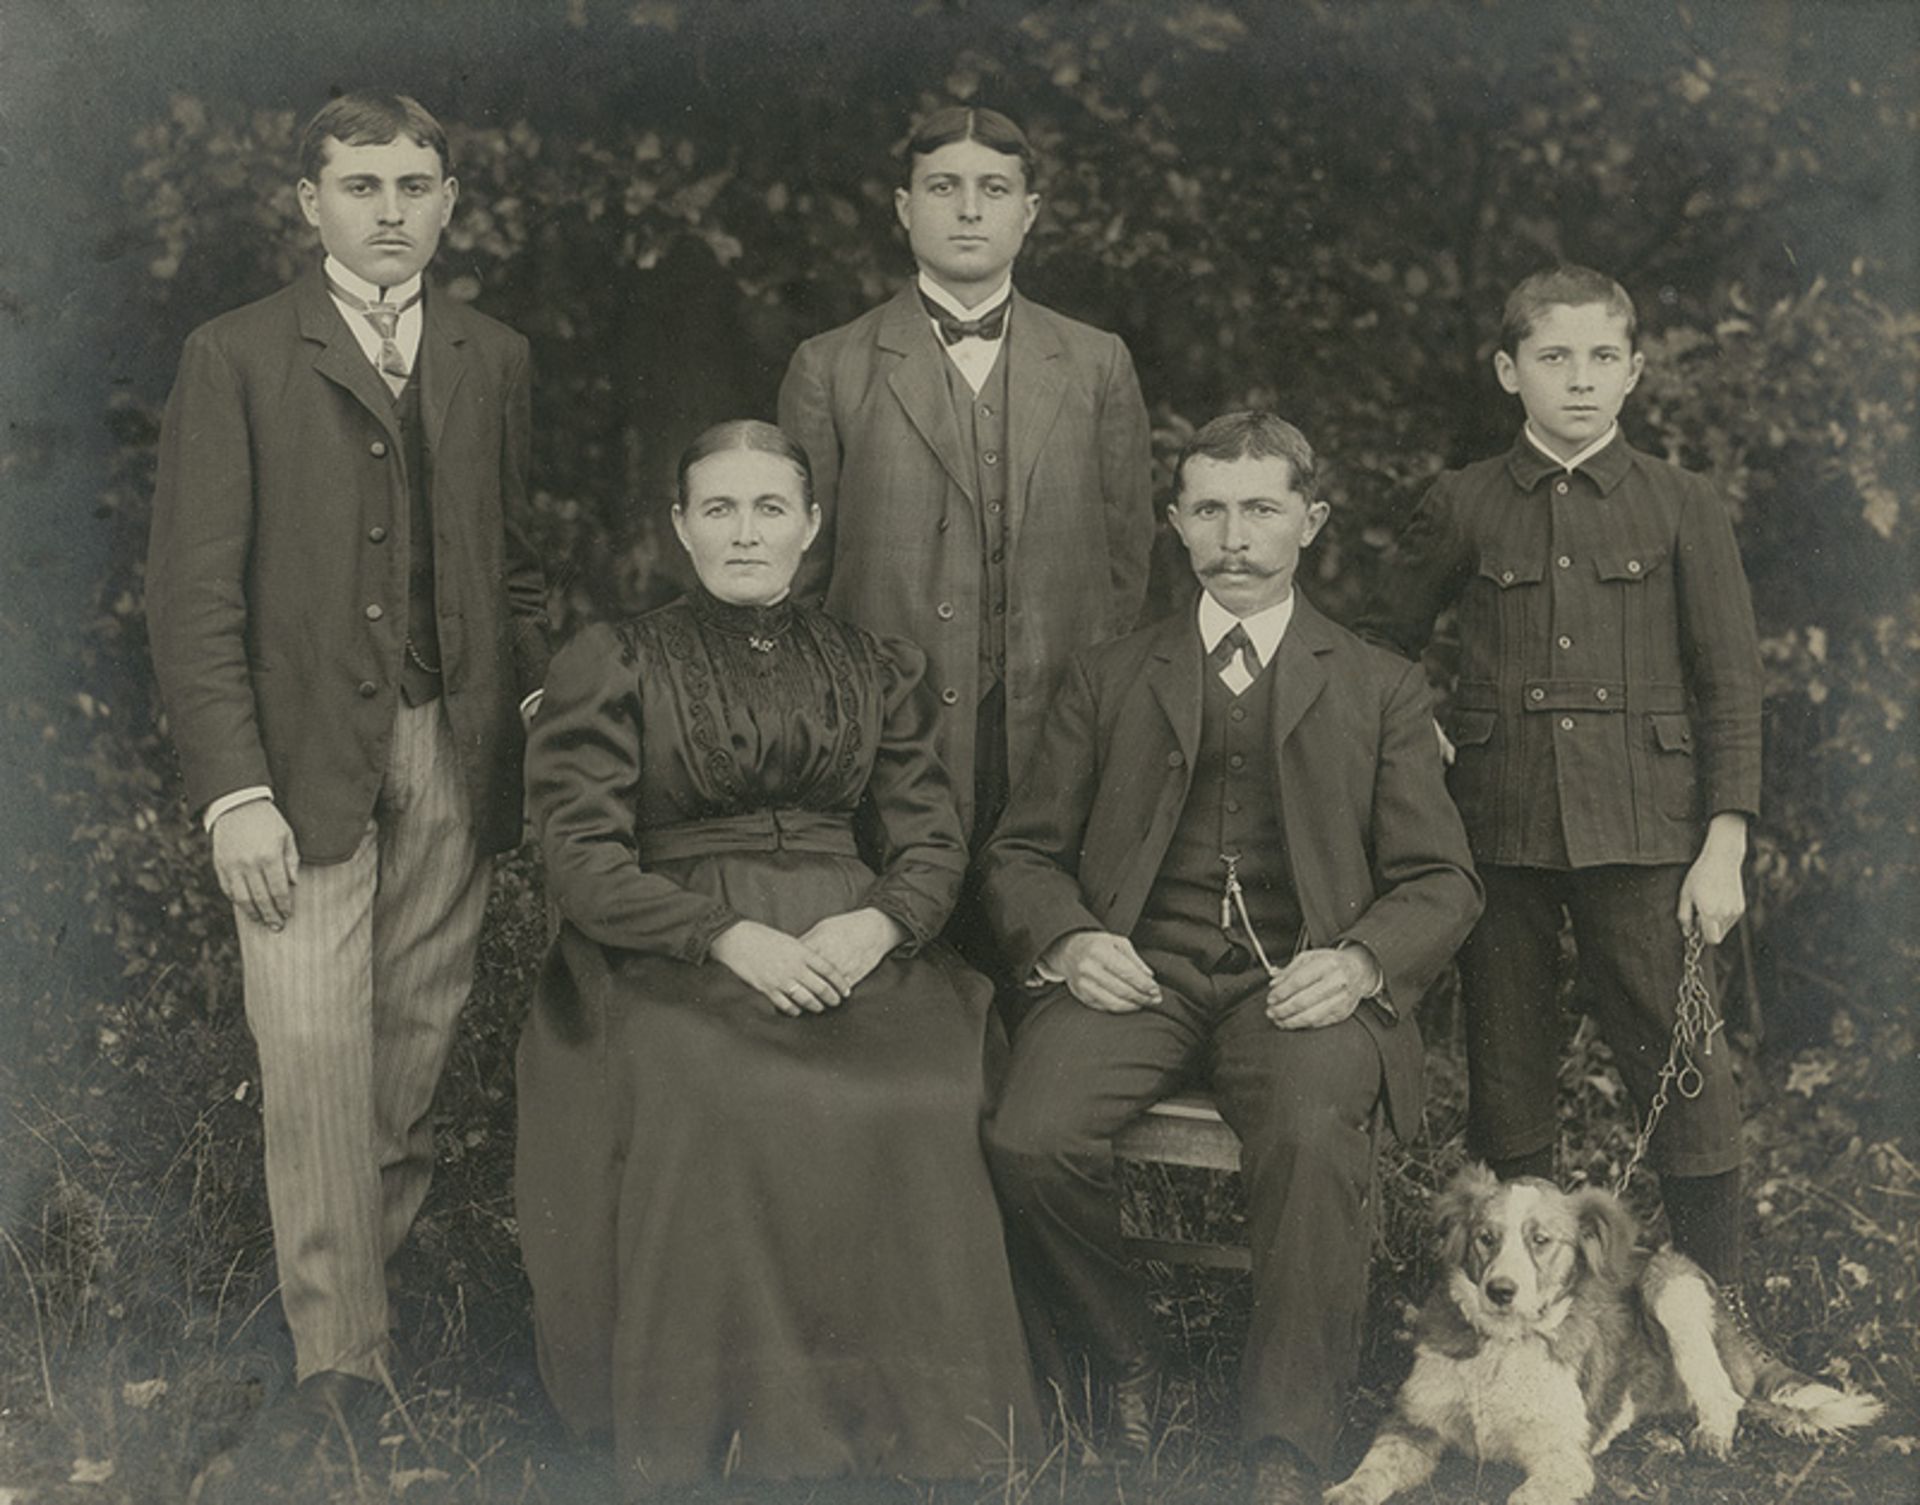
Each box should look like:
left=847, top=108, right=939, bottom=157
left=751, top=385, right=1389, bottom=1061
left=325, top=277, right=422, bottom=385
left=1212, top=623, right=1258, bottom=694
left=919, top=290, right=1010, bottom=347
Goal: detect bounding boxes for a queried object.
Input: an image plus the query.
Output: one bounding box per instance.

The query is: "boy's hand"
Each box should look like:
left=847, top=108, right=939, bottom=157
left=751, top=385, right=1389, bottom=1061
left=1677, top=812, right=1749, bottom=945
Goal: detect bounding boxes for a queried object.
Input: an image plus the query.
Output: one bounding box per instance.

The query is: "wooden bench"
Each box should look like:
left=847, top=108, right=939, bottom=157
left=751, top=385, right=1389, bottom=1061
left=1112, top=1092, right=1251, bottom=1271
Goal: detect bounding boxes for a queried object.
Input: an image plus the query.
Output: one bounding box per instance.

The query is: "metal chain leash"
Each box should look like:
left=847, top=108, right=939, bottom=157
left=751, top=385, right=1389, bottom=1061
left=1613, top=926, right=1724, bottom=1196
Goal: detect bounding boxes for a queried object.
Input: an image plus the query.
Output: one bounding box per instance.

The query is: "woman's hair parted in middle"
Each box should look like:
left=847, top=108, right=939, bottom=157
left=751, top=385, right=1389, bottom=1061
left=674, top=420, right=815, bottom=511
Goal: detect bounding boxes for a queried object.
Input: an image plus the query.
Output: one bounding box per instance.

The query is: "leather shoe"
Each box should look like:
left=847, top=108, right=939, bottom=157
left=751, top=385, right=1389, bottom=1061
left=1246, top=1438, right=1319, bottom=1505
left=191, top=1371, right=384, bottom=1503
left=1109, top=1350, right=1162, bottom=1459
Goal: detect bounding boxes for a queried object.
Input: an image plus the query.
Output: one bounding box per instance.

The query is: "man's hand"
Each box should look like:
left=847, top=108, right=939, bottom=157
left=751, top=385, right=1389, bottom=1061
left=710, top=919, right=848, bottom=1016
left=1043, top=931, right=1162, bottom=1014
left=1432, top=717, right=1456, bottom=767
left=211, top=800, right=300, bottom=930
left=1265, top=947, right=1374, bottom=1030
left=798, top=908, right=908, bottom=997
left=1678, top=812, right=1749, bottom=945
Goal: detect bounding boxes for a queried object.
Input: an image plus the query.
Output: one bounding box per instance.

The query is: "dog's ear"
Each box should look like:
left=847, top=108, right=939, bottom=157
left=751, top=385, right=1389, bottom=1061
left=1571, top=1187, right=1639, bottom=1282
left=1435, top=1164, right=1498, bottom=1265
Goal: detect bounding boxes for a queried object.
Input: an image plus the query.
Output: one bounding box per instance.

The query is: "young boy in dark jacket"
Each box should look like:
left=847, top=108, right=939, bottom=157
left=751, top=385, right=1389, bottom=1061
left=1364, top=266, right=1763, bottom=1295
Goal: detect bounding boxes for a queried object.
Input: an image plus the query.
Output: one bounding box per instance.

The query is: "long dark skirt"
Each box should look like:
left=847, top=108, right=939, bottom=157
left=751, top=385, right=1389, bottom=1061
left=516, top=850, right=1039, bottom=1495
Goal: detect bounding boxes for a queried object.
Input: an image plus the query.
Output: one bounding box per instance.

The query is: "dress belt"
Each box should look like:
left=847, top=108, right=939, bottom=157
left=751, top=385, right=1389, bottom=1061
left=636, top=808, right=859, bottom=863
left=1453, top=679, right=1688, bottom=714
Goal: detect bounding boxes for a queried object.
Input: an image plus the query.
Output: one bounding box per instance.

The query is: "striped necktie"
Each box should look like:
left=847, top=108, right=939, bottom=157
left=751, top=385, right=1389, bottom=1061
left=325, top=277, right=421, bottom=389
left=1212, top=623, right=1258, bottom=696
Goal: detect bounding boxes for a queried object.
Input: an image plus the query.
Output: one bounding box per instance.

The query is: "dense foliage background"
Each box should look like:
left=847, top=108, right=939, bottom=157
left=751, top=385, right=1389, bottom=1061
left=1, top=2, right=1915, bottom=1500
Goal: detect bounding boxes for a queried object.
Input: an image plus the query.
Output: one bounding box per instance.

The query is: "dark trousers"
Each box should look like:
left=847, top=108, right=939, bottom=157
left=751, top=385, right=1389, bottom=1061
left=983, top=947, right=1383, bottom=1470
left=1459, top=862, right=1741, bottom=1178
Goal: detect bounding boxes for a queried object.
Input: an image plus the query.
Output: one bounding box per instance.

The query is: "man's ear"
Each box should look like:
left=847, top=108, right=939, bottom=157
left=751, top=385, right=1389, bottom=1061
left=1022, top=192, right=1040, bottom=233
left=1302, top=499, right=1331, bottom=546
left=1624, top=348, right=1645, bottom=395
left=297, top=177, right=320, bottom=229
left=894, top=186, right=913, bottom=234
left=1493, top=350, right=1520, bottom=394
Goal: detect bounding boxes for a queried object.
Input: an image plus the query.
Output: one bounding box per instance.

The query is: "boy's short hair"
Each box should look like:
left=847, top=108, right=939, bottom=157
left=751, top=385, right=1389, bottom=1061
left=1171, top=411, right=1319, bottom=504
left=299, top=92, right=451, bottom=184
left=903, top=106, right=1037, bottom=189
left=1499, top=266, right=1638, bottom=354
left=674, top=419, right=815, bottom=512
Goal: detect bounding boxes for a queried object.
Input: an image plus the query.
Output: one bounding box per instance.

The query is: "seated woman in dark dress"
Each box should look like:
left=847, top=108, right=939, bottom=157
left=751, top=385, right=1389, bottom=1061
left=516, top=420, right=1039, bottom=1495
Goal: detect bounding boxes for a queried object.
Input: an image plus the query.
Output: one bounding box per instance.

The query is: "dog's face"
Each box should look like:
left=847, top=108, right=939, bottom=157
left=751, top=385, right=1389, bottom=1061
left=1435, top=1167, right=1637, bottom=1336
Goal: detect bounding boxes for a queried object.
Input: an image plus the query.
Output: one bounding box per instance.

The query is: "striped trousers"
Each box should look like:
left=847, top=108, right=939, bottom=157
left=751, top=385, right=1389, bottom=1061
left=235, top=699, right=491, bottom=1381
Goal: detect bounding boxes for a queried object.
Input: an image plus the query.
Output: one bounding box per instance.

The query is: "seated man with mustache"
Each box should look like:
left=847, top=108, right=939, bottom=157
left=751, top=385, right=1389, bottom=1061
left=978, top=412, right=1482, bottom=1504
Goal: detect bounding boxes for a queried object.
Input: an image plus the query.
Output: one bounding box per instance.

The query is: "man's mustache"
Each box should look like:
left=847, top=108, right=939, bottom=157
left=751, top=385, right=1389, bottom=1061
left=1200, top=559, right=1280, bottom=578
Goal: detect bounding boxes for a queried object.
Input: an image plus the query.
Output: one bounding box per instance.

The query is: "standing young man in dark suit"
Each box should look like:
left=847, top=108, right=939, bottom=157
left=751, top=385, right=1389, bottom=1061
left=778, top=106, right=1153, bottom=849
left=979, top=414, right=1482, bottom=1504
left=146, top=92, right=550, bottom=1480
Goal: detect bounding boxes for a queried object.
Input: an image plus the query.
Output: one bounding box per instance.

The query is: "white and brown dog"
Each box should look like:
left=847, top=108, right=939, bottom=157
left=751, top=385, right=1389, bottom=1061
left=1325, top=1166, right=1882, bottom=1505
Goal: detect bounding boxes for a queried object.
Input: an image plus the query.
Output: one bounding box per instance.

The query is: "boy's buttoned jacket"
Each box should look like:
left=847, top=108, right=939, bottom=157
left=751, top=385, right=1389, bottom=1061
left=1366, top=434, right=1762, bottom=868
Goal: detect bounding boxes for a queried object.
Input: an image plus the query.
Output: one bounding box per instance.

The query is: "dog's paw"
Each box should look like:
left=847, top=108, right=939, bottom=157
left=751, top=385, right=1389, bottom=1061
left=1505, top=1479, right=1586, bottom=1505
left=1688, top=1409, right=1738, bottom=1460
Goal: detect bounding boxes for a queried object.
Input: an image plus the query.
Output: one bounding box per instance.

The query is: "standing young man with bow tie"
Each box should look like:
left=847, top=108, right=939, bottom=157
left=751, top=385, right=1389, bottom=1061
left=777, top=106, right=1153, bottom=856
left=146, top=92, right=550, bottom=1488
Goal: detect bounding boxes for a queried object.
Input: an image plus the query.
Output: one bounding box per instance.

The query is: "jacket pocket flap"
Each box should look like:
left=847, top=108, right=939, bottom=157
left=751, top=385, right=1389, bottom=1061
left=1650, top=712, right=1694, bottom=752
left=1476, top=558, right=1544, bottom=588
left=1449, top=708, right=1498, bottom=747
left=1595, top=546, right=1668, bottom=582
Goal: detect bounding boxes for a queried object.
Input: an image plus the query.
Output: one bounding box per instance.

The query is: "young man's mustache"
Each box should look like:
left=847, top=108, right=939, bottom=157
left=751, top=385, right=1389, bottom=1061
left=1201, top=559, right=1280, bottom=577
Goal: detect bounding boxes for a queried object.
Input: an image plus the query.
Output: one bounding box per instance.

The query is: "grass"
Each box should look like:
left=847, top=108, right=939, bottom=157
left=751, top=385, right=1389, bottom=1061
left=2, top=862, right=1916, bottom=1503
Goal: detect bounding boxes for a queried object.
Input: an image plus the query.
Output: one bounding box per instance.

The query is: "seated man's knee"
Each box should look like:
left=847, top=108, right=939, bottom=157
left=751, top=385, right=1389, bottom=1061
left=983, top=1097, right=1106, bottom=1196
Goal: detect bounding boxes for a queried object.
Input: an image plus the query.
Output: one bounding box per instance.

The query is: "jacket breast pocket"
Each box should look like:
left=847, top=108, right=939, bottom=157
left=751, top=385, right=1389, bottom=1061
left=1595, top=545, right=1669, bottom=585
left=1647, top=711, right=1697, bottom=822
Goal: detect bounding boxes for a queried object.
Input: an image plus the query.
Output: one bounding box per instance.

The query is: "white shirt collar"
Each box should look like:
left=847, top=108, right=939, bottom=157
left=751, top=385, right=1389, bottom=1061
left=323, top=254, right=422, bottom=306
left=917, top=270, right=1012, bottom=320
left=1525, top=420, right=1618, bottom=475
left=1197, top=587, right=1295, bottom=667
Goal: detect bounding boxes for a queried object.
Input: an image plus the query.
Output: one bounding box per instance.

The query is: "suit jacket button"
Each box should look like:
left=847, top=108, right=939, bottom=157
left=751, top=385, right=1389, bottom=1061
left=1595, top=687, right=1609, bottom=701
left=365, top=603, right=384, bottom=621
left=358, top=680, right=377, bottom=698
left=940, top=688, right=959, bottom=705
left=1560, top=717, right=1575, bottom=730
left=370, top=440, right=388, bottom=458
left=1529, top=687, right=1546, bottom=702
left=936, top=602, right=955, bottom=620
left=368, top=526, right=388, bottom=543
left=1166, top=751, right=1183, bottom=768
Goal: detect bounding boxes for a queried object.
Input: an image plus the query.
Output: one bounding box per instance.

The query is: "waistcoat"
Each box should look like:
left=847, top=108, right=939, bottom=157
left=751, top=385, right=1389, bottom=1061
left=1136, top=655, right=1301, bottom=971
left=942, top=346, right=1012, bottom=691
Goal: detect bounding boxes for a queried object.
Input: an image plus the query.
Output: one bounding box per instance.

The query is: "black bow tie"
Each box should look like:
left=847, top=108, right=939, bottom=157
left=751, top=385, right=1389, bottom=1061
left=920, top=291, right=1010, bottom=346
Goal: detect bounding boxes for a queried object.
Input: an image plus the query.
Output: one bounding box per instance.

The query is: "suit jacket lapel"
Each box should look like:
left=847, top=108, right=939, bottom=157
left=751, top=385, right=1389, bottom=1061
left=418, top=292, right=467, bottom=459
left=1006, top=292, right=1066, bottom=544
left=880, top=285, right=974, bottom=503
left=1145, top=609, right=1204, bottom=775
left=1269, top=594, right=1333, bottom=765
left=296, top=267, right=401, bottom=443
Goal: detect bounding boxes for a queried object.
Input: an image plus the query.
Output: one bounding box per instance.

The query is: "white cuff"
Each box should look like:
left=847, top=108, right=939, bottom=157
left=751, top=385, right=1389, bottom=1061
left=203, top=786, right=274, bottom=833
